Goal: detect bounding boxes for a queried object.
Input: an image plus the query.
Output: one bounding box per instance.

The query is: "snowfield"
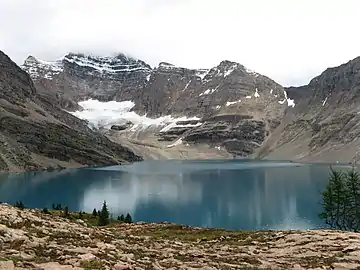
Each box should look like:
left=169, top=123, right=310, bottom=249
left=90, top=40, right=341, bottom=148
left=71, top=99, right=201, bottom=131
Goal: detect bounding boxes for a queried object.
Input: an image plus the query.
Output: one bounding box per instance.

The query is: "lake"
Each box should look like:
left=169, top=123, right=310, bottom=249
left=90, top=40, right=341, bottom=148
left=0, top=160, right=338, bottom=230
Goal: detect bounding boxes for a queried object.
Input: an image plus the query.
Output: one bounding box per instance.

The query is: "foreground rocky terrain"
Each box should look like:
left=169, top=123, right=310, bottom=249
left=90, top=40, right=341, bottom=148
left=0, top=50, right=142, bottom=172
left=1, top=203, right=360, bottom=270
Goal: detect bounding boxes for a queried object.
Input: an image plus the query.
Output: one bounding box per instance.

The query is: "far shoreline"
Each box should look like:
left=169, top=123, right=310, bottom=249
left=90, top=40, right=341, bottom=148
left=0, top=157, right=357, bottom=174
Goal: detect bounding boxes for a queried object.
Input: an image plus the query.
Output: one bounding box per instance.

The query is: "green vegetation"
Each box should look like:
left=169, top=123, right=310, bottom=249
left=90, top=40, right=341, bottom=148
left=8, top=200, right=133, bottom=227
left=79, top=259, right=105, bottom=269
left=125, top=213, right=132, bottom=223
left=52, top=204, right=63, bottom=210
left=97, top=201, right=110, bottom=226
left=14, top=201, right=25, bottom=210
left=320, top=166, right=360, bottom=231
left=63, top=206, right=69, bottom=217
left=141, top=223, right=271, bottom=245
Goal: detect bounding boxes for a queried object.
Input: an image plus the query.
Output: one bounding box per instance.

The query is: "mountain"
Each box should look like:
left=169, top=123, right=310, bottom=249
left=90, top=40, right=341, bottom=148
left=256, top=57, right=360, bottom=162
left=0, top=50, right=142, bottom=172
left=22, top=53, right=296, bottom=158
left=22, top=53, right=151, bottom=109
left=22, top=52, right=360, bottom=163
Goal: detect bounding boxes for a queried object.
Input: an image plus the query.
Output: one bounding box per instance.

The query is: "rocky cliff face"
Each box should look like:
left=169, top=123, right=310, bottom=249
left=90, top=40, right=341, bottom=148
left=256, top=57, right=360, bottom=162
left=23, top=54, right=296, bottom=158
left=0, top=50, right=142, bottom=172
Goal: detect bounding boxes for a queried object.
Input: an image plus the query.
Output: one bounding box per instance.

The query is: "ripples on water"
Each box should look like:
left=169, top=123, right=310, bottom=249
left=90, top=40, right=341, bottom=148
left=0, top=160, right=339, bottom=230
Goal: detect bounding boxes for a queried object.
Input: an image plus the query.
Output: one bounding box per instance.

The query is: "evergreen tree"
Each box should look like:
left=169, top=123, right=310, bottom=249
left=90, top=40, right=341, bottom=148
left=320, top=166, right=360, bottom=231
left=92, top=208, right=98, bottom=217
left=63, top=206, right=69, bottom=217
left=15, top=201, right=25, bottom=210
left=78, top=211, right=83, bottom=219
left=344, top=168, right=360, bottom=230
left=52, top=204, right=56, bottom=210
left=42, top=207, right=50, bottom=214
left=97, top=201, right=110, bottom=226
left=124, top=213, right=132, bottom=224
left=120, top=214, right=125, bottom=222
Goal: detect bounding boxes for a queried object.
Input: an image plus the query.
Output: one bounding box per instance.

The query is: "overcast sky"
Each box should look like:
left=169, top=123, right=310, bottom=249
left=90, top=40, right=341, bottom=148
left=1, top=0, right=360, bottom=86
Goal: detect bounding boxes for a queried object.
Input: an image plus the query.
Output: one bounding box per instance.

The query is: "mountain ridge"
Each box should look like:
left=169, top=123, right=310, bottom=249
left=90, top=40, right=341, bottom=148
left=0, top=50, right=142, bottom=172
left=20, top=52, right=296, bottom=160
left=19, top=50, right=360, bottom=164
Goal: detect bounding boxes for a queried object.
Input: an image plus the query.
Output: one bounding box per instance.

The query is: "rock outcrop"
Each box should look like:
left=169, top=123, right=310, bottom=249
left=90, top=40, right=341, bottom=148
left=110, top=121, right=133, bottom=131
left=1, top=203, right=360, bottom=270
left=0, top=50, right=142, bottom=172
left=256, top=56, right=360, bottom=163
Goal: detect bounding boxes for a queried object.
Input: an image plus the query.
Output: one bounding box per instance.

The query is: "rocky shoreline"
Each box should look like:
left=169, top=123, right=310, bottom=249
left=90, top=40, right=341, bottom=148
left=1, top=204, right=360, bottom=270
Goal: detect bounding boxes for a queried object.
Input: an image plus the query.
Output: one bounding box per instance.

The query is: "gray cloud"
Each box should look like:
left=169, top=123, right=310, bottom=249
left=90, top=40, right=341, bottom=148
left=1, top=0, right=360, bottom=86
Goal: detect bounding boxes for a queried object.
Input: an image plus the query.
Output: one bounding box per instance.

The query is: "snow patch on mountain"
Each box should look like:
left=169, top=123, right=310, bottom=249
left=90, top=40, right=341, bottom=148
left=322, top=97, right=328, bottom=106
left=199, top=88, right=216, bottom=96
left=158, top=62, right=176, bottom=69
left=159, top=118, right=202, bottom=133
left=224, top=64, right=238, bottom=77
left=71, top=99, right=201, bottom=131
left=166, top=138, right=183, bottom=148
left=245, top=66, right=260, bottom=77
left=183, top=80, right=192, bottom=91
left=226, top=100, right=241, bottom=106
left=196, top=69, right=209, bottom=80
left=278, top=91, right=295, bottom=107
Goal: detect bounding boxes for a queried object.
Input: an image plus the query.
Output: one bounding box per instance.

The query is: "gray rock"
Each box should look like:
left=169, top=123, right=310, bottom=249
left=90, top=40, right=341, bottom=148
left=111, top=121, right=133, bottom=131
left=0, top=261, right=14, bottom=270
left=259, top=56, right=360, bottom=162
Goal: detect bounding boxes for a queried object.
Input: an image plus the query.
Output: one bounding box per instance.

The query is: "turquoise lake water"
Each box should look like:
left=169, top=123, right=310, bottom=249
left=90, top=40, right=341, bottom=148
left=0, top=160, right=336, bottom=230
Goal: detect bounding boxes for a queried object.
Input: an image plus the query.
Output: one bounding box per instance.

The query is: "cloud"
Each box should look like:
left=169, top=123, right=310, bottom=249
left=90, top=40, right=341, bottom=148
left=1, top=0, right=360, bottom=86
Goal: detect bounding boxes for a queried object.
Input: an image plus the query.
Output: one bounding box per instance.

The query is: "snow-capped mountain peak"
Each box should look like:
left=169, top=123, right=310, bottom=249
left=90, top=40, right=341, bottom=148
left=22, top=52, right=153, bottom=81
left=22, top=55, right=63, bottom=80
left=63, top=53, right=152, bottom=74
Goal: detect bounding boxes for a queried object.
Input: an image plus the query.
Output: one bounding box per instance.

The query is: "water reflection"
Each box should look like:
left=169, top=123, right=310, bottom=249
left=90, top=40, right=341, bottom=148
left=81, top=172, right=203, bottom=215
left=0, top=161, right=331, bottom=230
